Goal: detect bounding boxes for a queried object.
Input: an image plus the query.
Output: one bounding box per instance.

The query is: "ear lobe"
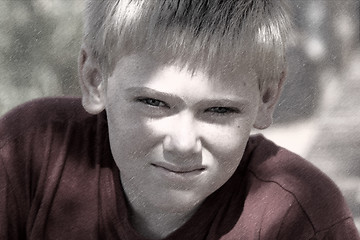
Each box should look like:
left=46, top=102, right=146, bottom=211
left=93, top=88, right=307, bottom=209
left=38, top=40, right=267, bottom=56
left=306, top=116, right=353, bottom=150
left=253, top=71, right=286, bottom=129
left=253, top=103, right=274, bottom=129
left=78, top=47, right=106, bottom=114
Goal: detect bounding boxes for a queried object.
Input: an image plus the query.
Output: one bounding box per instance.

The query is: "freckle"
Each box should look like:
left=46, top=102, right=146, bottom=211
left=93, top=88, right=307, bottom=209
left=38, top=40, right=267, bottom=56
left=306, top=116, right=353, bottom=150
left=262, top=89, right=271, bottom=103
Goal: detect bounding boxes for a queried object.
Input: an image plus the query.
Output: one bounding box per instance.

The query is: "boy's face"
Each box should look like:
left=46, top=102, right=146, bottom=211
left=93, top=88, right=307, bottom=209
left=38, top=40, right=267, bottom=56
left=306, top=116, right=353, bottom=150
left=102, top=53, right=262, bottom=213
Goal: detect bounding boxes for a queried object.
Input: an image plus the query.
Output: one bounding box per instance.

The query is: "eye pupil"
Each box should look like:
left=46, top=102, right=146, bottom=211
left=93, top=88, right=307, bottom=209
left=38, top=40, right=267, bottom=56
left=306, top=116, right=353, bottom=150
left=144, top=99, right=160, bottom=106
left=138, top=98, right=168, bottom=108
left=214, top=107, right=227, bottom=113
left=205, top=107, right=239, bottom=115
left=148, top=99, right=158, bottom=105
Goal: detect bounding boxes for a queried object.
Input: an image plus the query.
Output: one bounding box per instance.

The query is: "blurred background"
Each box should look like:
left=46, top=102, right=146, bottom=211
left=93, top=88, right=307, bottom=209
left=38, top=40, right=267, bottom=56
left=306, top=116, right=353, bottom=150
left=0, top=0, right=359, bottom=231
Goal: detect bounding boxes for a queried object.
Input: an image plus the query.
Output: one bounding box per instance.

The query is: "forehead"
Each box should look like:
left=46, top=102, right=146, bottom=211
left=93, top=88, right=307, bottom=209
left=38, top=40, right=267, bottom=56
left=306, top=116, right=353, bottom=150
left=109, top=53, right=259, bottom=93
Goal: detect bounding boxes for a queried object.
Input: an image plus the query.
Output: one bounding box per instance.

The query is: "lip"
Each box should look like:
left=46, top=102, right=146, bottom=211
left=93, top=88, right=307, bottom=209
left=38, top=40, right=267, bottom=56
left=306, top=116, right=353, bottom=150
left=150, top=162, right=206, bottom=184
left=151, top=162, right=206, bottom=174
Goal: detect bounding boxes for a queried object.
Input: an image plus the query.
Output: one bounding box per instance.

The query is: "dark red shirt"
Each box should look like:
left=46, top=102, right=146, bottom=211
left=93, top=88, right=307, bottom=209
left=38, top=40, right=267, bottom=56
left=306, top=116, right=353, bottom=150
left=1, top=98, right=359, bottom=239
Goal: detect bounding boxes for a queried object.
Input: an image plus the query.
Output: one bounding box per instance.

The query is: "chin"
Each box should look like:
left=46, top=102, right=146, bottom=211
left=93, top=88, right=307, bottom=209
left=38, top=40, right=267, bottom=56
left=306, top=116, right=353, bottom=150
left=149, top=188, right=206, bottom=214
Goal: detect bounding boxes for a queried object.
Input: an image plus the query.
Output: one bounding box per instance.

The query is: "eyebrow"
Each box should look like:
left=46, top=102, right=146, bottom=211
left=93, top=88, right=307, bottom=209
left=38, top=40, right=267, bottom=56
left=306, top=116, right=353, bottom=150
left=125, top=87, right=250, bottom=107
left=125, top=87, right=183, bottom=101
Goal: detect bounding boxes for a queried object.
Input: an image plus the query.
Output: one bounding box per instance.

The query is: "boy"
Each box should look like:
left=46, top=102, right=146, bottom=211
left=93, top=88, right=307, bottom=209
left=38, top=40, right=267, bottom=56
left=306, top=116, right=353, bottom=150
left=1, top=0, right=359, bottom=239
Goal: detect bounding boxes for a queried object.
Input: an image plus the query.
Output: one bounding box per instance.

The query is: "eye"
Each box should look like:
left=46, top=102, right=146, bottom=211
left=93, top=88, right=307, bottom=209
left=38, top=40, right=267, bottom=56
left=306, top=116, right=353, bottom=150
left=137, top=97, right=169, bottom=108
left=205, top=107, right=240, bottom=115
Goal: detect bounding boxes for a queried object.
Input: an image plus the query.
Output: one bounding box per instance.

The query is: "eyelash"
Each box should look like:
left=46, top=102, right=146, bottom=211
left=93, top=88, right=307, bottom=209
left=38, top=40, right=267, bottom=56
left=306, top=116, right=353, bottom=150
left=204, top=107, right=240, bottom=115
left=136, top=97, right=241, bottom=115
left=136, top=97, right=170, bottom=108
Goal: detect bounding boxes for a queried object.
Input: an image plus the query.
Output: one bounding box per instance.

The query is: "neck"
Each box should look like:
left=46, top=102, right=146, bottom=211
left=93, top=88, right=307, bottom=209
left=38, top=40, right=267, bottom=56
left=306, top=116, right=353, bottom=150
left=129, top=201, right=201, bottom=239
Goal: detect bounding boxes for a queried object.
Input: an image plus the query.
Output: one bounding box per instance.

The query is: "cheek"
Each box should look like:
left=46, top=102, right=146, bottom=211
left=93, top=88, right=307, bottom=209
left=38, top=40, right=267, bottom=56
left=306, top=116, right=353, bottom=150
left=200, top=121, right=252, bottom=153
left=107, top=109, right=169, bottom=163
left=200, top=122, right=252, bottom=173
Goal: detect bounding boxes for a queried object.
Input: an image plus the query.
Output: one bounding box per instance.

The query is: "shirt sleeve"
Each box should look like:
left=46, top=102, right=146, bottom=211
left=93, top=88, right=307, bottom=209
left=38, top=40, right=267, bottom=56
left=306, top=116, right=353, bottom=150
left=312, top=217, right=360, bottom=240
left=0, top=103, right=39, bottom=240
left=0, top=139, right=29, bottom=239
left=0, top=98, right=93, bottom=239
left=276, top=200, right=360, bottom=239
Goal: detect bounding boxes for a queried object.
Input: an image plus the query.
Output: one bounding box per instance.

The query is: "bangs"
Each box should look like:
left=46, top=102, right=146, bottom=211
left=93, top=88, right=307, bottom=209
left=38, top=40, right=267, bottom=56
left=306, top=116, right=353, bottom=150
left=84, top=0, right=291, bottom=89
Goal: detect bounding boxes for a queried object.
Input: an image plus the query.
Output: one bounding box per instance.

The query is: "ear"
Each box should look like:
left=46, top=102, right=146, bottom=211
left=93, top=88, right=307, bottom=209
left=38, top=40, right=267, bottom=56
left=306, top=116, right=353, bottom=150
left=78, top=46, right=106, bottom=114
left=253, top=71, right=286, bottom=129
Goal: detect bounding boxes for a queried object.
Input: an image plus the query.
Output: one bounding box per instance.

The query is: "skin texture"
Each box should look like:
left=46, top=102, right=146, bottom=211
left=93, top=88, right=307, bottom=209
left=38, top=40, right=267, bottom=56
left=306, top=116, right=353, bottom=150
left=79, top=51, right=283, bottom=238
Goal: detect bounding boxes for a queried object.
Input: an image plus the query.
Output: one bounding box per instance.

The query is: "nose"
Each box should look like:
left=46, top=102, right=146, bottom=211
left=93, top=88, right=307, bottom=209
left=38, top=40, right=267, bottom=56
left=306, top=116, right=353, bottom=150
left=163, top=111, right=202, bottom=157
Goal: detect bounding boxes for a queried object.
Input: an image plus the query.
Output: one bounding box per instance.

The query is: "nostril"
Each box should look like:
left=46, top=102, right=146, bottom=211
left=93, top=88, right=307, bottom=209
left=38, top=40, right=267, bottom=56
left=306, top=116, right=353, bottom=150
left=163, top=134, right=202, bottom=155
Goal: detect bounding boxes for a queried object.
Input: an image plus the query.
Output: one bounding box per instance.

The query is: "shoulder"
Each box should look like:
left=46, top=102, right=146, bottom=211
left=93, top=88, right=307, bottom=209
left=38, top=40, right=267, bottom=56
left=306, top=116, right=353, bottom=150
left=0, top=98, right=109, bottom=236
left=246, top=134, right=355, bottom=234
left=0, top=97, right=103, bottom=178
left=0, top=97, right=96, bottom=144
left=0, top=96, right=106, bottom=185
left=0, top=97, right=100, bottom=169
left=1, top=97, right=90, bottom=127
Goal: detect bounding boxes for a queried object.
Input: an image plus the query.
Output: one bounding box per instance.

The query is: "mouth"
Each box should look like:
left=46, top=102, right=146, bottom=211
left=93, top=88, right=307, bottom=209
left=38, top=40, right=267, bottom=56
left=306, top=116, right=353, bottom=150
left=151, top=163, right=206, bottom=174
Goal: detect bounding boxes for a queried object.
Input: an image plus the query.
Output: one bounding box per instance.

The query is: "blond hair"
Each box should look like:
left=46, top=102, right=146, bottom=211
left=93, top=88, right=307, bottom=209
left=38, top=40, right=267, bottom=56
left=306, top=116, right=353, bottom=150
left=82, top=0, right=292, bottom=90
